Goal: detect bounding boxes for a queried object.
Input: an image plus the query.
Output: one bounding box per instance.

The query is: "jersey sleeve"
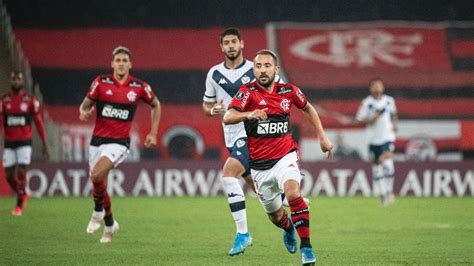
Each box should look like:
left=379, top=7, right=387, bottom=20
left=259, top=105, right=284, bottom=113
left=228, top=86, right=251, bottom=111
left=355, top=100, right=369, bottom=121
left=292, top=86, right=308, bottom=109
left=203, top=70, right=217, bottom=102
left=141, top=83, right=156, bottom=104
left=87, top=76, right=101, bottom=101
left=389, top=97, right=397, bottom=115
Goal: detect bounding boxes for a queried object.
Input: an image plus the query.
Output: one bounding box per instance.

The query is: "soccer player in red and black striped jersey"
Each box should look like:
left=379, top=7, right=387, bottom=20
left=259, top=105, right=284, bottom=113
left=224, top=50, right=333, bottom=265
left=79, top=46, right=161, bottom=243
left=1, top=71, right=49, bottom=216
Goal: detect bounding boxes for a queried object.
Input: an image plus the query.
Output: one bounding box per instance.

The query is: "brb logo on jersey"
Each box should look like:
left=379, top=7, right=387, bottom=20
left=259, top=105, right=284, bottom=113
left=280, top=99, right=291, bottom=112
left=257, top=120, right=289, bottom=135
left=101, top=104, right=130, bottom=120
left=6, top=116, right=26, bottom=126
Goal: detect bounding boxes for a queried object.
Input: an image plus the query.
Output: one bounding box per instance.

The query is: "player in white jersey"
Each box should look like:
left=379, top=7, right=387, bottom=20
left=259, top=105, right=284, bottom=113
left=355, top=78, right=398, bottom=206
left=202, top=27, right=255, bottom=256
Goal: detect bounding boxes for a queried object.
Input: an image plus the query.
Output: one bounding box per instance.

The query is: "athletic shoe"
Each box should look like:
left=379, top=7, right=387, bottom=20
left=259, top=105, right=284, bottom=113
left=229, top=232, right=253, bottom=256
left=86, top=210, right=105, bottom=234
left=100, top=220, right=119, bottom=243
left=11, top=206, right=22, bottom=216
left=283, top=218, right=297, bottom=254
left=282, top=197, right=311, bottom=207
left=301, top=247, right=317, bottom=265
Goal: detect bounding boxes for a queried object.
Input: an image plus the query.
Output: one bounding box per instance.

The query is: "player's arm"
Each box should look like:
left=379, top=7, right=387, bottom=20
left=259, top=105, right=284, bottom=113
left=32, top=98, right=49, bottom=159
left=301, top=103, right=333, bottom=159
left=223, top=107, right=268, bottom=125
left=79, top=97, right=95, bottom=122
left=144, top=97, right=161, bottom=148
left=353, top=101, right=380, bottom=126
left=202, top=101, right=225, bottom=117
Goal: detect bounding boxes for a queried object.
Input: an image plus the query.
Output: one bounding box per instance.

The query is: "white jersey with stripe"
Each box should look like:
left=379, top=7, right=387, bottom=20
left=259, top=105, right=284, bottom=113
left=203, top=60, right=254, bottom=147
left=203, top=59, right=283, bottom=148
left=356, top=94, right=397, bottom=145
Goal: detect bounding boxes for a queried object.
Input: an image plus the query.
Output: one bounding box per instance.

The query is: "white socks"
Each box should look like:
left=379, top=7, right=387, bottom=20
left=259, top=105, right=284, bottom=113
left=372, top=164, right=386, bottom=196
left=222, top=177, right=248, bottom=234
left=382, top=159, right=395, bottom=193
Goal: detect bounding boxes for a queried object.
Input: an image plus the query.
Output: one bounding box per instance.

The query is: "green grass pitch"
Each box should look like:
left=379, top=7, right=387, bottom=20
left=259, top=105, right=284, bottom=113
left=1, top=197, right=473, bottom=265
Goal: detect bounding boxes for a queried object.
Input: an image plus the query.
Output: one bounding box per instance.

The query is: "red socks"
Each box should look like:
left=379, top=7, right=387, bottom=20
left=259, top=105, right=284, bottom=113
left=289, top=196, right=311, bottom=248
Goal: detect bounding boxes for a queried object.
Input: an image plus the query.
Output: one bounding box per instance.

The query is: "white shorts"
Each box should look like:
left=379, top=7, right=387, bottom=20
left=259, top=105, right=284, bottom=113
left=89, top=143, right=129, bottom=170
left=251, top=151, right=302, bottom=214
left=3, top=146, right=32, bottom=167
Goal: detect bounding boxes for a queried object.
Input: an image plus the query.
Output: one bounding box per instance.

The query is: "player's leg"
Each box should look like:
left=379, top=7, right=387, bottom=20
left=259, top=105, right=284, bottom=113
left=3, top=148, right=17, bottom=193
left=223, top=157, right=252, bottom=256
left=370, top=145, right=388, bottom=206
left=94, top=144, right=129, bottom=243
left=381, top=143, right=396, bottom=204
left=253, top=166, right=297, bottom=254
left=11, top=146, right=32, bottom=216
left=278, top=152, right=316, bottom=265
left=223, top=138, right=253, bottom=256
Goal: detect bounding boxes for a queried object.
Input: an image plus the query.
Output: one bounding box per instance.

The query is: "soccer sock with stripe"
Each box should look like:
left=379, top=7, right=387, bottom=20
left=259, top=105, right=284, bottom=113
left=372, top=164, right=386, bottom=196
left=15, top=171, right=27, bottom=207
left=382, top=159, right=395, bottom=193
left=92, top=180, right=106, bottom=212
left=222, top=177, right=248, bottom=234
left=272, top=208, right=293, bottom=233
left=289, top=196, right=311, bottom=248
left=103, top=191, right=114, bottom=226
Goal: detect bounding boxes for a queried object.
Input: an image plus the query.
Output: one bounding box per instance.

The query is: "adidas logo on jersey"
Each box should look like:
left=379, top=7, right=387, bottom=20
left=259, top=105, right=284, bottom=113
left=258, top=99, right=267, bottom=106
left=218, top=78, right=227, bottom=84
left=106, top=89, right=113, bottom=95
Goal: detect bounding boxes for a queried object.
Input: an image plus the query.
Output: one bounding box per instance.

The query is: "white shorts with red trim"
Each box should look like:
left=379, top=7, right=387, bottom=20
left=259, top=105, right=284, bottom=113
left=251, top=151, right=302, bottom=213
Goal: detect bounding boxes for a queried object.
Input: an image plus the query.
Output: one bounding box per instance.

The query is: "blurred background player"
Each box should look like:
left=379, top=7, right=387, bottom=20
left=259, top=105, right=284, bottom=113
left=202, top=27, right=255, bottom=256
left=354, top=78, right=398, bottom=206
left=224, top=49, right=333, bottom=266
left=1, top=71, right=49, bottom=216
left=79, top=46, right=161, bottom=243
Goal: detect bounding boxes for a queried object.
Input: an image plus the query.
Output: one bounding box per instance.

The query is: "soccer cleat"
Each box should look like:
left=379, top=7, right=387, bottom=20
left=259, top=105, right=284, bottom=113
left=86, top=210, right=105, bottom=234
left=11, top=206, right=22, bottom=216
left=283, top=218, right=298, bottom=254
left=229, top=232, right=253, bottom=256
left=100, top=220, right=119, bottom=243
left=301, top=247, right=317, bottom=265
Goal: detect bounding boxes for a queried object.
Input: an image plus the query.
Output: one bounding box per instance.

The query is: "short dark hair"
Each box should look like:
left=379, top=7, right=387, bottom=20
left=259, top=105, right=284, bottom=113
left=369, top=77, right=383, bottom=87
left=255, top=49, right=278, bottom=65
left=112, top=46, right=131, bottom=59
left=220, top=27, right=241, bottom=43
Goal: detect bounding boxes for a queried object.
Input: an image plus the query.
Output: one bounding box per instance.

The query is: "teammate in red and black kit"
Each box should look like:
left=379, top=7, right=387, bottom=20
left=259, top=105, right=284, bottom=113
left=79, top=46, right=161, bottom=243
left=1, top=71, right=49, bottom=216
left=224, top=50, right=333, bottom=265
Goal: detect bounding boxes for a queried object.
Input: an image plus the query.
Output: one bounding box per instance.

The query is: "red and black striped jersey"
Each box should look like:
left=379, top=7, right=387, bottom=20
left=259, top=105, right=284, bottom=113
left=0, top=90, right=44, bottom=146
left=228, top=81, right=308, bottom=170
left=87, top=74, right=155, bottom=147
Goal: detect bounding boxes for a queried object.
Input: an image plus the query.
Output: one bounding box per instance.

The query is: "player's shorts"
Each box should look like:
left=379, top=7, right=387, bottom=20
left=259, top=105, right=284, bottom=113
left=251, top=151, right=302, bottom=213
left=227, top=137, right=251, bottom=177
left=3, top=145, right=32, bottom=167
left=369, top=141, right=395, bottom=161
left=89, top=143, right=129, bottom=170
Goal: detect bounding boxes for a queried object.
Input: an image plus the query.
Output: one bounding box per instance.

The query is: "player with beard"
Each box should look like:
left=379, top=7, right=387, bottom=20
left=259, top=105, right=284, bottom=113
left=202, top=27, right=256, bottom=256
left=224, top=49, right=333, bottom=265
left=1, top=71, right=49, bottom=216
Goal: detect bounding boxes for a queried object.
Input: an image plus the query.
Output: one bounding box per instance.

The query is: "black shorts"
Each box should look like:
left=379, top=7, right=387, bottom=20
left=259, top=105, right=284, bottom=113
left=227, top=137, right=251, bottom=177
left=369, top=141, right=394, bottom=161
